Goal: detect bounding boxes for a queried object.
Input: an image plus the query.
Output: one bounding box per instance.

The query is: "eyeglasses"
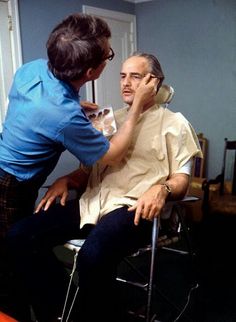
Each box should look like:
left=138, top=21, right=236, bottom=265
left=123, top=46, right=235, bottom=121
left=104, top=47, right=115, bottom=61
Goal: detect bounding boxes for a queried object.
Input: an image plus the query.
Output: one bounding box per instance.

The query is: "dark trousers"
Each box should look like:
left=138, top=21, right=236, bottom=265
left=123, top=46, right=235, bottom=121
left=0, top=168, right=44, bottom=321
left=6, top=202, right=152, bottom=322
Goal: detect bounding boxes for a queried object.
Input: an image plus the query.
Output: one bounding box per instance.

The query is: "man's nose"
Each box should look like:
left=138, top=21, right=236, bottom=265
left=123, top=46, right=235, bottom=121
left=123, top=76, right=131, bottom=86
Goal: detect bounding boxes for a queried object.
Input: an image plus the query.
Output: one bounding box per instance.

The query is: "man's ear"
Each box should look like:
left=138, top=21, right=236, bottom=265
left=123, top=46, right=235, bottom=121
left=86, top=68, right=94, bottom=80
left=156, top=79, right=161, bottom=93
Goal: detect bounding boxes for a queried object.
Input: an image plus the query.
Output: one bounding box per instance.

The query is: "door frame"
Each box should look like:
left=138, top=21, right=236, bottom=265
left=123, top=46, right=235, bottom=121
left=0, top=0, right=22, bottom=70
left=82, top=5, right=137, bottom=104
left=0, top=0, right=22, bottom=130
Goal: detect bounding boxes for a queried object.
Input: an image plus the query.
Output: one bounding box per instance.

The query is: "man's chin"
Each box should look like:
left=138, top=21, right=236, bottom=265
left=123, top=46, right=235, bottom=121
left=122, top=96, right=133, bottom=106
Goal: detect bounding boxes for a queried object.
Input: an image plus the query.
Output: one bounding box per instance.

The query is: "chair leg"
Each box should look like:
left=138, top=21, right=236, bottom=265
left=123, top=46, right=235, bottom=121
left=117, top=217, right=161, bottom=321
left=145, top=216, right=160, bottom=322
left=175, top=204, right=193, bottom=254
left=59, top=251, right=79, bottom=322
left=161, top=203, right=194, bottom=257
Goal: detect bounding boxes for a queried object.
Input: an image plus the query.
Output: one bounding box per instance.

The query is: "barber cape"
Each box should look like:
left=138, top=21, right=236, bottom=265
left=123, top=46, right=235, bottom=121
left=79, top=103, right=202, bottom=228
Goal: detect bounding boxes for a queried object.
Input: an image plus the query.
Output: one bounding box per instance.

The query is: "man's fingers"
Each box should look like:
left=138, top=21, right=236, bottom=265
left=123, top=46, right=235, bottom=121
left=43, top=199, right=53, bottom=212
left=134, top=203, right=145, bottom=225
left=142, top=73, right=152, bottom=84
left=35, top=195, right=56, bottom=213
left=128, top=205, right=136, bottom=211
left=80, top=100, right=99, bottom=111
left=60, top=192, right=68, bottom=206
left=34, top=200, right=45, bottom=213
left=128, top=204, right=141, bottom=225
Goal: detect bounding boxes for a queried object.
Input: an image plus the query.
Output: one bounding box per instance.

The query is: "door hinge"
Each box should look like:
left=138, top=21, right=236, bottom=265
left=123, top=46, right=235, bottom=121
left=8, top=15, right=13, bottom=31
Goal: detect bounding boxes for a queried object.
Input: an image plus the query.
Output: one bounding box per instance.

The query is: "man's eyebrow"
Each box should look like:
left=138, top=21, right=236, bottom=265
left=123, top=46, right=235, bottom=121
left=120, top=72, right=143, bottom=77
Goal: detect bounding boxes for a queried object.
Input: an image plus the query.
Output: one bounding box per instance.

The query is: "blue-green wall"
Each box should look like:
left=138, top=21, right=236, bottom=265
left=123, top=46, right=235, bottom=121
left=18, top=0, right=236, bottom=185
left=18, top=0, right=134, bottom=63
left=135, top=0, right=236, bottom=179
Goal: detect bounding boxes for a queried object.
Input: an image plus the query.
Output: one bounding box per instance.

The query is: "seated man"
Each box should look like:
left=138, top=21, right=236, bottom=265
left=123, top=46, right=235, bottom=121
left=6, top=52, right=202, bottom=322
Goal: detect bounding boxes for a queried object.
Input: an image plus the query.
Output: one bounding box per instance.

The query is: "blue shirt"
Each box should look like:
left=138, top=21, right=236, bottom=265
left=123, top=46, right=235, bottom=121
left=0, top=59, right=109, bottom=181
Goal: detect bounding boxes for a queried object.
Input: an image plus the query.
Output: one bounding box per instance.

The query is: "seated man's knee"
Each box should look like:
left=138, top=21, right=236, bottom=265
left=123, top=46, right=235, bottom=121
left=5, top=218, right=35, bottom=253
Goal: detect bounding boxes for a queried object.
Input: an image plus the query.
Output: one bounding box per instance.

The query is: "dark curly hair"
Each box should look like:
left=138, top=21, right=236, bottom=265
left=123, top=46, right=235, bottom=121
left=47, top=13, right=111, bottom=82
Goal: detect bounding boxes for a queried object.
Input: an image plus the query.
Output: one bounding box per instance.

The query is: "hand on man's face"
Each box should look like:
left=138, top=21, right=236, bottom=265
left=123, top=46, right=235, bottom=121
left=132, top=74, right=158, bottom=108
left=120, top=56, right=158, bottom=107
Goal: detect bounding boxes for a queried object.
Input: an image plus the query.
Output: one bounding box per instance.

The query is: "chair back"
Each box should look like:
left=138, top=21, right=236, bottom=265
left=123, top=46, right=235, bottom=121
left=220, top=138, right=236, bottom=195
left=155, top=84, right=174, bottom=107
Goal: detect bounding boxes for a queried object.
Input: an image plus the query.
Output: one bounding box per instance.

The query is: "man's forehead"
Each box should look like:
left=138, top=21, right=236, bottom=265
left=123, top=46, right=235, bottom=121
left=121, top=56, right=148, bottom=73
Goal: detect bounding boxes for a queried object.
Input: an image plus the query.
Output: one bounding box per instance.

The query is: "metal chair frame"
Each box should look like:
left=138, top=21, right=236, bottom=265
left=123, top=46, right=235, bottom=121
left=117, top=196, right=198, bottom=321
left=59, top=196, right=198, bottom=322
left=59, top=217, right=159, bottom=322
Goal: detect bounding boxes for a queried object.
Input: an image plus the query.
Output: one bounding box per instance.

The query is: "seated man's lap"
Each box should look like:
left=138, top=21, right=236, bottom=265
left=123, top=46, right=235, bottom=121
left=6, top=199, right=80, bottom=250
left=79, top=206, right=153, bottom=264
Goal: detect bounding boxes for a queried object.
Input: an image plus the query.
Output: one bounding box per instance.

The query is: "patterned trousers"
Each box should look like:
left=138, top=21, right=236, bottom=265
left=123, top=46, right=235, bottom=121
left=0, top=169, right=42, bottom=239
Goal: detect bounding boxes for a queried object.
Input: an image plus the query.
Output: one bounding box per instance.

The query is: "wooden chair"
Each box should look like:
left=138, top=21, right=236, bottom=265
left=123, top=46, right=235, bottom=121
left=202, top=138, right=236, bottom=216
left=199, top=138, right=236, bottom=312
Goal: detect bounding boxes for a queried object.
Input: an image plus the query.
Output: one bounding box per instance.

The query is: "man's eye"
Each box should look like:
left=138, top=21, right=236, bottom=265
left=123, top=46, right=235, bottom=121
left=132, top=75, right=142, bottom=80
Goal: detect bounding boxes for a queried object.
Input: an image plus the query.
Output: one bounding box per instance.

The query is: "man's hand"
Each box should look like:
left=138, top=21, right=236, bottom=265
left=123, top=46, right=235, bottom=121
left=35, top=167, right=90, bottom=214
left=80, top=100, right=98, bottom=111
left=128, top=184, right=169, bottom=226
left=35, top=177, right=69, bottom=213
left=128, top=173, right=190, bottom=226
left=133, top=73, right=159, bottom=107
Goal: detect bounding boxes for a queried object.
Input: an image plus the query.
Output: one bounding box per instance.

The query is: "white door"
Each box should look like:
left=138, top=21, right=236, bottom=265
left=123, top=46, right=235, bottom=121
left=0, top=0, right=22, bottom=132
left=83, top=6, right=137, bottom=110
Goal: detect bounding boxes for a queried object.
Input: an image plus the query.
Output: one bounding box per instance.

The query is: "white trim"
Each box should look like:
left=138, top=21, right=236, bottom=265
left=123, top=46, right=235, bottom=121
left=82, top=5, right=137, bottom=104
left=0, top=0, right=22, bottom=131
left=82, top=6, right=136, bottom=52
left=8, top=0, right=22, bottom=71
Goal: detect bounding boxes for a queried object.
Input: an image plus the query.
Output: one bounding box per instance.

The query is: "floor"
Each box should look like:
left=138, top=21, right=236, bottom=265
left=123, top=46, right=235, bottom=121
left=1, top=213, right=236, bottom=322
left=117, top=213, right=236, bottom=322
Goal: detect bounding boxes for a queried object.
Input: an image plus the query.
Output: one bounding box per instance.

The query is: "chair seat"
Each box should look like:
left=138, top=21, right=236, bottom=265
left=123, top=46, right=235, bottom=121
left=210, top=195, right=236, bottom=215
left=64, top=239, right=85, bottom=252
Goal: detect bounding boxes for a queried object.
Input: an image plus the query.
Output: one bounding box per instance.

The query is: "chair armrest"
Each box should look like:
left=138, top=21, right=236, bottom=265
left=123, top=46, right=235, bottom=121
left=202, top=174, right=222, bottom=191
left=202, top=174, right=222, bottom=213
